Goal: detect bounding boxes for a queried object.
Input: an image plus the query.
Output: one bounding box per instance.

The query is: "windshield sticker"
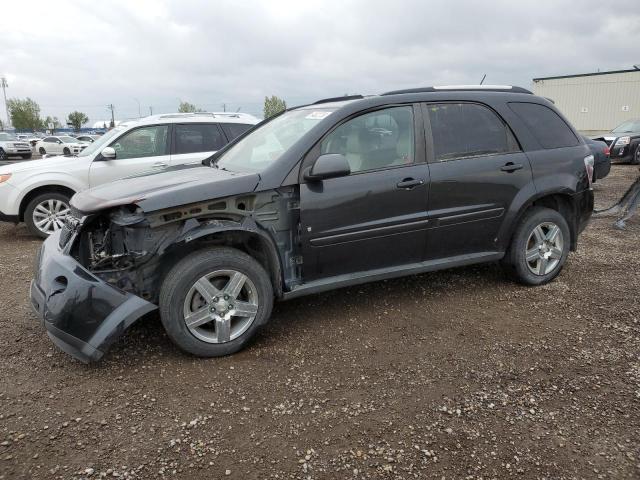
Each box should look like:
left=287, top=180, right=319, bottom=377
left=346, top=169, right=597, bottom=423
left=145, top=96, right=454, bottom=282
left=305, top=111, right=332, bottom=120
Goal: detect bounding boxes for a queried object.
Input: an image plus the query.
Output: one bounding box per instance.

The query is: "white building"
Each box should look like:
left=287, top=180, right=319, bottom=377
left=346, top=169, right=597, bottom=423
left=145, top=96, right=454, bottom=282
left=532, top=68, right=640, bottom=136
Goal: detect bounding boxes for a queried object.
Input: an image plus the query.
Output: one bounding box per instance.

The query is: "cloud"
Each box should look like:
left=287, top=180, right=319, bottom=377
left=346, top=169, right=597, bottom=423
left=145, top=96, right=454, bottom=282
left=1, top=0, right=638, bottom=123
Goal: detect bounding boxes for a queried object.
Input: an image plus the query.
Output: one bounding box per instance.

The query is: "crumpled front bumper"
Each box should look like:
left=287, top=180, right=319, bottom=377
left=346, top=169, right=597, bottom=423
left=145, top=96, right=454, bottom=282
left=30, top=230, right=157, bottom=363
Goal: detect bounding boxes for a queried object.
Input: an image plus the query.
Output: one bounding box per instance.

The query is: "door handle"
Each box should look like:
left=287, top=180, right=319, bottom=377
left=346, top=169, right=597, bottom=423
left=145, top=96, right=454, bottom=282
left=500, top=162, right=523, bottom=173
left=152, top=162, right=168, bottom=169
left=396, top=178, right=424, bottom=189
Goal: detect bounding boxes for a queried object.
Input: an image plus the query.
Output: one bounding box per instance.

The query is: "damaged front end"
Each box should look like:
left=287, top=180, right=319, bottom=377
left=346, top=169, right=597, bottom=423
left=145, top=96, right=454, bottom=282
left=31, top=188, right=299, bottom=363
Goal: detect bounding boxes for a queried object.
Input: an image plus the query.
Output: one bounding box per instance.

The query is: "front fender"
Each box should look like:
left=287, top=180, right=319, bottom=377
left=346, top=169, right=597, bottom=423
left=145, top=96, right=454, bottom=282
left=176, top=217, right=285, bottom=297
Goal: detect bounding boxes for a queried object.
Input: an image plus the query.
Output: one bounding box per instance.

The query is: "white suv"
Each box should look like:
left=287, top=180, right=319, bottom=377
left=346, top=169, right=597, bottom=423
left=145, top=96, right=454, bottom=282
left=0, top=112, right=258, bottom=237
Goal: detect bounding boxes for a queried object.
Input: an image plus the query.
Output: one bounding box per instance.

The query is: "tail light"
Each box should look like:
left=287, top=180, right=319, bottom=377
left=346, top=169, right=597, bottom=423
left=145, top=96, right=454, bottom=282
left=603, top=146, right=610, bottom=157
left=584, top=154, right=594, bottom=186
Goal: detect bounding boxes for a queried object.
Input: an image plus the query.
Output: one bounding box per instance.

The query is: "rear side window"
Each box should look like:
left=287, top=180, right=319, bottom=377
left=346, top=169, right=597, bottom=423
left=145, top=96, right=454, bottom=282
left=221, top=123, right=253, bottom=141
left=509, top=102, right=578, bottom=149
left=174, top=124, right=225, bottom=154
left=427, top=103, right=518, bottom=161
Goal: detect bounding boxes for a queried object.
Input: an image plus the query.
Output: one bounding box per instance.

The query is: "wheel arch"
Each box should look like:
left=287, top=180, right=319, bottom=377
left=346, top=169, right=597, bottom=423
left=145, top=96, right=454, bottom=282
left=19, top=185, right=76, bottom=221
left=157, top=221, right=284, bottom=298
left=505, top=192, right=578, bottom=251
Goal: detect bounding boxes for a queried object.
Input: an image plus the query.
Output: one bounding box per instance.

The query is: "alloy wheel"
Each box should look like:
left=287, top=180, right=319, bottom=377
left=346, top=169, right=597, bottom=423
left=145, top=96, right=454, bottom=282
left=183, top=269, right=259, bottom=344
left=525, top=221, right=564, bottom=275
left=32, top=199, right=70, bottom=235
left=0, top=149, right=6, bottom=160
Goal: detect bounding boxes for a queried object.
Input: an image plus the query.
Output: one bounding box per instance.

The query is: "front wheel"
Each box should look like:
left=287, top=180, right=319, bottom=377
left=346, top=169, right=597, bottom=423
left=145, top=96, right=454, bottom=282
left=24, top=192, right=71, bottom=238
left=63, top=147, right=70, bottom=155
left=632, top=146, right=640, bottom=165
left=0, top=149, right=6, bottom=160
left=502, top=207, right=570, bottom=286
left=159, top=247, right=274, bottom=358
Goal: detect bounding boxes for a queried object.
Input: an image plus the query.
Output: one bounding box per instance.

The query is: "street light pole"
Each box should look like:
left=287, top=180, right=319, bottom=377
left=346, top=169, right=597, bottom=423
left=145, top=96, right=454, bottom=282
left=134, top=98, right=141, bottom=118
left=1, top=77, right=9, bottom=128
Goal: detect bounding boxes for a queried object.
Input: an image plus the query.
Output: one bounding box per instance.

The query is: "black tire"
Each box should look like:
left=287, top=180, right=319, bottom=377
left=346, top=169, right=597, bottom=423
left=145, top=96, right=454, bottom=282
left=39, top=147, right=46, bottom=155
left=159, top=247, right=274, bottom=358
left=63, top=147, right=70, bottom=155
left=0, top=148, right=6, bottom=160
left=24, top=191, right=71, bottom=238
left=502, top=207, right=570, bottom=286
left=631, top=145, right=640, bottom=165
left=21, top=153, right=32, bottom=160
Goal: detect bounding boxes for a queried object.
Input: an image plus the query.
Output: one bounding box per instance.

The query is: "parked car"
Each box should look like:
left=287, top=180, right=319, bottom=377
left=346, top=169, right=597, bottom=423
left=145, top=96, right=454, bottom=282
left=28, top=86, right=595, bottom=363
left=0, top=132, right=32, bottom=160
left=0, top=112, right=259, bottom=237
left=582, top=136, right=611, bottom=182
left=35, top=136, right=87, bottom=156
left=592, top=118, right=640, bottom=164
left=76, top=135, right=100, bottom=144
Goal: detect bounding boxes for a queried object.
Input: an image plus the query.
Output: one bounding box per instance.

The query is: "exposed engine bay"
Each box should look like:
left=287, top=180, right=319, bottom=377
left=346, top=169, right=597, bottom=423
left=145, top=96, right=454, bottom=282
left=68, top=188, right=300, bottom=302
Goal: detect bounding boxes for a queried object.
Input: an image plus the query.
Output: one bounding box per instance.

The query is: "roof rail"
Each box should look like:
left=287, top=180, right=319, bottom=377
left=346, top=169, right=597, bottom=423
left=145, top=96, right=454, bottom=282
left=156, top=112, right=257, bottom=120
left=382, top=85, right=533, bottom=95
left=313, top=94, right=364, bottom=105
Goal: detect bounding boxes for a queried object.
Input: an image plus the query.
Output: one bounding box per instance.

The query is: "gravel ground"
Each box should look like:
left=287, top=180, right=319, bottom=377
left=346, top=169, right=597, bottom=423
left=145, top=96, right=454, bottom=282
left=0, top=165, right=638, bottom=480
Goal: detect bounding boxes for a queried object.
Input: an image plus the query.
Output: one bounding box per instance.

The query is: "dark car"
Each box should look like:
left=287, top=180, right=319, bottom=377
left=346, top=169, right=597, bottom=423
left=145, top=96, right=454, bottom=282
left=30, top=85, right=595, bottom=363
left=593, top=118, right=640, bottom=164
left=583, top=136, right=611, bottom=181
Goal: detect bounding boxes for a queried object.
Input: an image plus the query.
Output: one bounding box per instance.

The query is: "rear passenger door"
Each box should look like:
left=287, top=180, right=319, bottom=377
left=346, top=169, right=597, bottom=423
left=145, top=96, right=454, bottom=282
left=423, top=102, right=532, bottom=259
left=171, top=123, right=227, bottom=166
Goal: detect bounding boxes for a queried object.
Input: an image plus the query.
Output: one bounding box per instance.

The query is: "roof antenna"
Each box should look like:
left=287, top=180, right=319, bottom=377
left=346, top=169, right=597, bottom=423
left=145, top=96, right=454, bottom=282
left=479, top=74, right=487, bottom=85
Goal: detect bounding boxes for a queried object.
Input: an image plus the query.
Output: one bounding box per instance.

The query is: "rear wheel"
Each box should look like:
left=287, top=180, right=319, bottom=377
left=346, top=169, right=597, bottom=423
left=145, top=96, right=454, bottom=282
left=159, top=247, right=273, bottom=358
left=24, top=192, right=71, bottom=238
left=39, top=147, right=46, bottom=155
left=503, top=207, right=570, bottom=285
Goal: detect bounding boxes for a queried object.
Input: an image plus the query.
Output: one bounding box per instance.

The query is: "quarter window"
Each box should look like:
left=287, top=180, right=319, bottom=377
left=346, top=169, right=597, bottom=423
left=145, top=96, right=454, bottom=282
left=509, top=102, right=578, bottom=149
left=320, top=106, right=415, bottom=173
left=221, top=123, right=253, bottom=140
left=111, top=125, right=169, bottom=160
left=174, top=124, right=225, bottom=154
left=428, top=103, right=518, bottom=161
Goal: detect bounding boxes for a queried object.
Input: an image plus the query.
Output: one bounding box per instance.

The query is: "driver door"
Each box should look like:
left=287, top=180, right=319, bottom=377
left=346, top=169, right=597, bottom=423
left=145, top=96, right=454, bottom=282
left=88, top=124, right=171, bottom=187
left=299, top=105, right=430, bottom=281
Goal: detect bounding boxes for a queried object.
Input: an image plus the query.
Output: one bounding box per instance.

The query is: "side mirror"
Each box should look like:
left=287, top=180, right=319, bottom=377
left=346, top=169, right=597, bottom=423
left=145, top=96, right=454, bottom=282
left=304, top=154, right=351, bottom=181
left=101, top=146, right=116, bottom=160
left=57, top=140, right=63, bottom=144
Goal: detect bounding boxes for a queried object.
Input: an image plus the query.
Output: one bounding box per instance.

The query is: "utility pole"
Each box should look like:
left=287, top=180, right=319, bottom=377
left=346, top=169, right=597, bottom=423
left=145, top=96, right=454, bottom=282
left=107, top=104, right=115, bottom=128
left=1, top=77, right=9, bottom=128
left=222, top=103, right=226, bottom=112
left=149, top=106, right=153, bottom=116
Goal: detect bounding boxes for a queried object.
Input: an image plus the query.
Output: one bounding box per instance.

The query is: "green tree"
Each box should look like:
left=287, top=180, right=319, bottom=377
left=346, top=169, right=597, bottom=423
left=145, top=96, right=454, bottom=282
left=178, top=101, right=203, bottom=113
left=7, top=97, right=42, bottom=130
left=263, top=95, right=286, bottom=119
left=44, top=116, right=62, bottom=132
left=67, top=111, right=89, bottom=131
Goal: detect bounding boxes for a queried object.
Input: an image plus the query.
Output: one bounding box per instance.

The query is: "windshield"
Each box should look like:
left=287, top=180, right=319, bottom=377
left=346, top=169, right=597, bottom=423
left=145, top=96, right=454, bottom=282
left=77, top=127, right=126, bottom=157
left=0, top=132, right=17, bottom=141
left=216, top=108, right=338, bottom=172
left=612, top=119, right=640, bottom=133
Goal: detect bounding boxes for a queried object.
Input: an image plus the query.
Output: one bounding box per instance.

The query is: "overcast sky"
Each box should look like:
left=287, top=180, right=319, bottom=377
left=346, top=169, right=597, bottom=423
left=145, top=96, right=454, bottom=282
left=1, top=0, right=639, bottom=126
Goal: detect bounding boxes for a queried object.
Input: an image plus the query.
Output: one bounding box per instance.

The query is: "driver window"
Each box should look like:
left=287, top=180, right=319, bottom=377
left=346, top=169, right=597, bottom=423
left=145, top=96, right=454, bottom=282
left=319, top=106, right=414, bottom=173
left=111, top=125, right=169, bottom=160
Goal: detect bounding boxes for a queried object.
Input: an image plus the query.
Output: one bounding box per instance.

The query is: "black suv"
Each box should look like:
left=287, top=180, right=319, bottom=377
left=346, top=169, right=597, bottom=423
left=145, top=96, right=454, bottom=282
left=30, top=86, right=594, bottom=363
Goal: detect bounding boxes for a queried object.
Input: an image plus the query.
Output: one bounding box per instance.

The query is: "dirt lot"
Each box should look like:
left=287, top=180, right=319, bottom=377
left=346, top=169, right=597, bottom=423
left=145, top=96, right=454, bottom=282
left=0, top=166, right=638, bottom=480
